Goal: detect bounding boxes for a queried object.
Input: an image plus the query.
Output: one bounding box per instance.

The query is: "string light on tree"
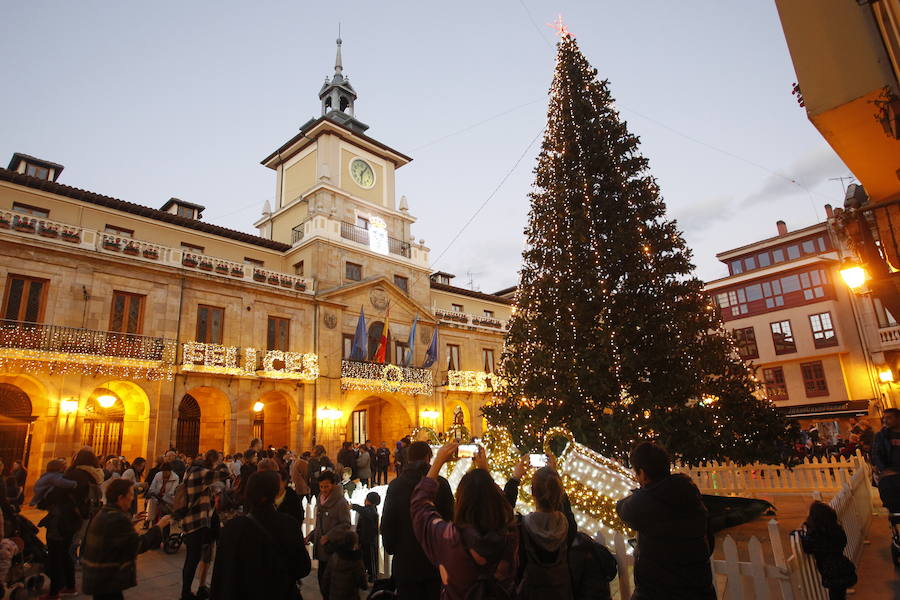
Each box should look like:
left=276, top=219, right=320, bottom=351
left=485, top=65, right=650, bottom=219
left=481, top=30, right=793, bottom=466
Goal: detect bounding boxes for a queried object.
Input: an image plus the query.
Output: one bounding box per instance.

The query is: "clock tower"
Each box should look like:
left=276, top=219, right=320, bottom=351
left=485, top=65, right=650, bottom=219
left=254, top=37, right=431, bottom=297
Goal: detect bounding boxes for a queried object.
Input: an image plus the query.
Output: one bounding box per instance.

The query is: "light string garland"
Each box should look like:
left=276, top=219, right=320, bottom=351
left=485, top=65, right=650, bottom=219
left=480, top=32, right=793, bottom=466
left=0, top=324, right=177, bottom=380
left=447, top=370, right=505, bottom=393
left=340, top=360, right=433, bottom=396
left=181, top=341, right=319, bottom=381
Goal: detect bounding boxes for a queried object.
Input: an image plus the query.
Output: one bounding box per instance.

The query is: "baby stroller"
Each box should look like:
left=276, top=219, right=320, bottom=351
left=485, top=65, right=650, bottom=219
left=890, top=512, right=900, bottom=567
left=2, top=514, right=47, bottom=600
left=163, top=516, right=184, bottom=555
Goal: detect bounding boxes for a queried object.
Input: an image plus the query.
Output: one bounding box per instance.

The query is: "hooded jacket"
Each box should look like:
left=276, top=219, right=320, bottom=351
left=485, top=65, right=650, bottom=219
left=381, top=460, right=455, bottom=583
left=311, top=483, right=351, bottom=563
left=504, top=477, right=576, bottom=600
left=411, top=476, right=518, bottom=600
left=322, top=526, right=368, bottom=600
left=616, top=473, right=716, bottom=600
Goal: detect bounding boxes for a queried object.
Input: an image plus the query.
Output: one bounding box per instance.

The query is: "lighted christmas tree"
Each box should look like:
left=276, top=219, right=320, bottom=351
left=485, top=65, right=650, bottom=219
left=483, top=32, right=793, bottom=466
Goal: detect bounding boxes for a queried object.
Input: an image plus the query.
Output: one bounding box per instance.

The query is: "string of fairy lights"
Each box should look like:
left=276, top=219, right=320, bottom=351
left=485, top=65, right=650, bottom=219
left=481, top=33, right=789, bottom=467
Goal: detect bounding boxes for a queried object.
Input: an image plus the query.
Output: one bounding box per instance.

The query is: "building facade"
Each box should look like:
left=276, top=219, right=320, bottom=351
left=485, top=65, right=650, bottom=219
left=706, top=215, right=886, bottom=442
left=0, top=42, right=512, bottom=487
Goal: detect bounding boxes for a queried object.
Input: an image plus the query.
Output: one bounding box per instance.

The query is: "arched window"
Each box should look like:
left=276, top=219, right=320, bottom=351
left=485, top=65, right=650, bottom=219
left=82, top=395, right=125, bottom=458
left=176, top=395, right=201, bottom=457
left=0, top=383, right=33, bottom=472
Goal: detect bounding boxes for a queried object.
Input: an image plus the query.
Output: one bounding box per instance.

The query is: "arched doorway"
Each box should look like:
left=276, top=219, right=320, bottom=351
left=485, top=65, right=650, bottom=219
left=367, top=321, right=392, bottom=363
left=176, top=395, right=201, bottom=457
left=346, top=396, right=412, bottom=447
left=0, top=383, right=33, bottom=473
left=82, top=391, right=125, bottom=458
left=183, top=387, right=231, bottom=455
left=254, top=391, right=292, bottom=449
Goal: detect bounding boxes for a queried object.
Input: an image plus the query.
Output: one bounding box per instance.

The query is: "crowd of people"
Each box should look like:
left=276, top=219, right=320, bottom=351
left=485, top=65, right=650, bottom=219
left=0, top=410, right=896, bottom=599
left=791, top=417, right=876, bottom=462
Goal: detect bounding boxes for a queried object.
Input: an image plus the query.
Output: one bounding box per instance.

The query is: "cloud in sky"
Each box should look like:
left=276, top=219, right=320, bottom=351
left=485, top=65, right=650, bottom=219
left=741, top=148, right=849, bottom=208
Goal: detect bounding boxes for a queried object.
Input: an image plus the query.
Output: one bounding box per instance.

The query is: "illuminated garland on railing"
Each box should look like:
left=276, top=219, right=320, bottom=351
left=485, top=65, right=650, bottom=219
left=0, top=354, right=175, bottom=381
left=0, top=323, right=176, bottom=380
left=181, top=342, right=319, bottom=381
left=340, top=360, right=432, bottom=396
left=447, top=370, right=505, bottom=393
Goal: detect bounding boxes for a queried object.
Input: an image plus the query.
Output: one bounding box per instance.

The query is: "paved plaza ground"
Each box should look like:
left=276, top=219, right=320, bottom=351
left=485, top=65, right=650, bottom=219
left=15, top=495, right=899, bottom=599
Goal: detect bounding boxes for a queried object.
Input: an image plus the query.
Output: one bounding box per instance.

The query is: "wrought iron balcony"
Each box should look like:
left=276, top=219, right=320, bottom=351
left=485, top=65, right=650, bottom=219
left=0, top=320, right=177, bottom=364
left=340, top=222, right=411, bottom=258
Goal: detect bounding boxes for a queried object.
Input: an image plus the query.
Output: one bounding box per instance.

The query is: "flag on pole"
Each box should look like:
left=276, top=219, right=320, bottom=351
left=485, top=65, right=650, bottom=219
left=349, top=306, right=368, bottom=361
left=374, top=304, right=391, bottom=364
left=422, top=326, right=439, bottom=368
left=405, top=315, right=418, bottom=367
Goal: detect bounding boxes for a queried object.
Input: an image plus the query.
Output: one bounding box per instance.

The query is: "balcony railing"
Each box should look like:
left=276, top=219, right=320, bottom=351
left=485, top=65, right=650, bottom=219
left=0, top=320, right=177, bottom=363
left=434, top=308, right=507, bottom=331
left=340, top=222, right=412, bottom=258
left=291, top=223, right=305, bottom=245
left=340, top=359, right=433, bottom=396
left=0, top=208, right=314, bottom=294
left=879, top=325, right=900, bottom=349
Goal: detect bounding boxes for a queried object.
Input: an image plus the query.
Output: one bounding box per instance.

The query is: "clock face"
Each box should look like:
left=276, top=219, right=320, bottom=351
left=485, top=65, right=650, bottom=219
left=350, top=158, right=375, bottom=189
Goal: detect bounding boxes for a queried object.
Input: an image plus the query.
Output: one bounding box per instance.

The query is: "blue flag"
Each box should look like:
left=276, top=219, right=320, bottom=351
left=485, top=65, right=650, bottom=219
left=405, top=315, right=418, bottom=367
left=422, top=326, right=438, bottom=368
left=349, top=306, right=368, bottom=361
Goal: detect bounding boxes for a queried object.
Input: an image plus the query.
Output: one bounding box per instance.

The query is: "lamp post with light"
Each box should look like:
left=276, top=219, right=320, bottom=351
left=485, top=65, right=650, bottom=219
left=316, top=407, right=343, bottom=456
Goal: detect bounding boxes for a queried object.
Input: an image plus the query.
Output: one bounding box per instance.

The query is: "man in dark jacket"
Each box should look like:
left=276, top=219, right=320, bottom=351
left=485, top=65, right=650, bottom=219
left=381, top=441, right=454, bottom=600
left=873, top=408, right=900, bottom=513
left=337, top=442, right=358, bottom=479
left=616, top=441, right=715, bottom=600
left=82, top=479, right=170, bottom=599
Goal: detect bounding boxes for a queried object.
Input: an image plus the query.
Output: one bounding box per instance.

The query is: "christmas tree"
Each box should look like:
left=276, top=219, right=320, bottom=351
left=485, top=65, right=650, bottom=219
left=483, top=33, right=793, bottom=466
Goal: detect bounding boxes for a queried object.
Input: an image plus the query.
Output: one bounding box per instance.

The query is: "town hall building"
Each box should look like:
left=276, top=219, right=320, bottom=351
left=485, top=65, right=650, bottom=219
left=0, top=38, right=512, bottom=486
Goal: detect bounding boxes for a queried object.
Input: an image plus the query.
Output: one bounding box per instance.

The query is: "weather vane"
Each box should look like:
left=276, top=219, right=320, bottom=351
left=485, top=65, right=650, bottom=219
left=547, top=14, right=574, bottom=38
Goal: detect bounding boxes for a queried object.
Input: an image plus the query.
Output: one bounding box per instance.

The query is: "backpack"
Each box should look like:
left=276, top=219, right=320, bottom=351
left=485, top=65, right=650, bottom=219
left=518, top=526, right=572, bottom=599
left=568, top=532, right=616, bottom=600
left=463, top=559, right=514, bottom=600
left=171, top=481, right=189, bottom=517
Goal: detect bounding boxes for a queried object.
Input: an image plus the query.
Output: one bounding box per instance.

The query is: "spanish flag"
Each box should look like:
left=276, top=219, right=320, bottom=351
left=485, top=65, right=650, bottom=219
left=374, top=304, right=390, bottom=364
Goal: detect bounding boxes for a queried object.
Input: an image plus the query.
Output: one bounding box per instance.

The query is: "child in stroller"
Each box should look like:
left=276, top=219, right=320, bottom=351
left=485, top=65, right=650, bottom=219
left=1, top=509, right=47, bottom=599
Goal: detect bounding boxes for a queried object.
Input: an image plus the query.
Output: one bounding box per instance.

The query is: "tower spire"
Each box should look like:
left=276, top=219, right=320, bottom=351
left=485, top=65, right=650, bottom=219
left=317, top=28, right=369, bottom=132
left=334, top=28, right=343, bottom=77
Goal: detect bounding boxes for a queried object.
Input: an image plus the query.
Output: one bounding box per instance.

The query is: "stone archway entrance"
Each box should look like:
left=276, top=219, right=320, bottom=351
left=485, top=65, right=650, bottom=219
left=82, top=393, right=125, bottom=458
left=254, top=391, right=292, bottom=449
left=346, top=396, right=412, bottom=447
left=176, top=395, right=201, bottom=457
left=182, top=387, right=231, bottom=455
left=0, top=383, right=33, bottom=472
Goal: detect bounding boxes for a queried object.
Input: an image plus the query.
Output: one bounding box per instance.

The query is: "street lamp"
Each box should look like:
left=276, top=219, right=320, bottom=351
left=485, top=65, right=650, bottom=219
left=96, top=394, right=117, bottom=409
left=60, top=398, right=79, bottom=413
left=880, top=368, right=895, bottom=383
left=839, top=259, right=867, bottom=291
left=253, top=401, right=265, bottom=413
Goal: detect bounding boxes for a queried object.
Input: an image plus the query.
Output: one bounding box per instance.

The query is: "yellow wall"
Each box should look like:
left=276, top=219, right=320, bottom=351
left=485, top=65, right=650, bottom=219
left=282, top=151, right=317, bottom=208
left=271, top=200, right=310, bottom=246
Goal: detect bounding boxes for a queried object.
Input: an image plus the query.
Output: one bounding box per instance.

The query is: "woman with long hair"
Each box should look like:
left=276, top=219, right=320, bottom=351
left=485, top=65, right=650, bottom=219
left=411, top=441, right=518, bottom=600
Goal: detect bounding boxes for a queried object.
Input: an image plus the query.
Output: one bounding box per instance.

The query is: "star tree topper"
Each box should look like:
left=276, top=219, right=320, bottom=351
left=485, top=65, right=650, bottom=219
left=547, top=14, right=575, bottom=38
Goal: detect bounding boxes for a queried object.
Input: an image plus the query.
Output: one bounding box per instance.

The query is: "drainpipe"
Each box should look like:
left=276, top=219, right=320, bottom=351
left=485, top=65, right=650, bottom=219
left=167, top=276, right=186, bottom=453
left=312, top=302, right=319, bottom=447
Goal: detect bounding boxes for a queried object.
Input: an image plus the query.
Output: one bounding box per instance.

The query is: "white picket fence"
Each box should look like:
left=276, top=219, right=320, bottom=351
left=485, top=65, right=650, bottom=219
left=677, top=451, right=867, bottom=497
left=295, top=458, right=875, bottom=600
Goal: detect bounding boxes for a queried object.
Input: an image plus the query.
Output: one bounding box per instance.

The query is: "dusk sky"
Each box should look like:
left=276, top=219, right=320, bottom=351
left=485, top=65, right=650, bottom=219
left=1, top=1, right=849, bottom=292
